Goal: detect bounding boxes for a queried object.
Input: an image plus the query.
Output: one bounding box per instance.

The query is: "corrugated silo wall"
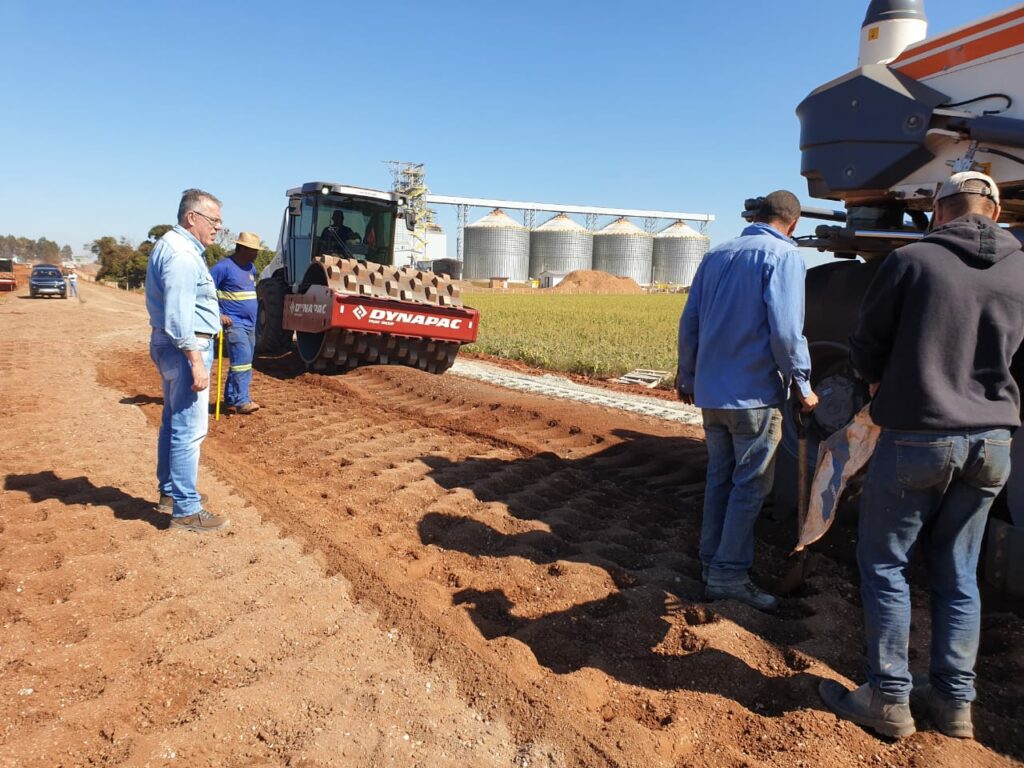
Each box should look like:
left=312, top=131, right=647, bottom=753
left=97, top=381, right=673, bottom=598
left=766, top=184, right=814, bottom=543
left=528, top=230, right=593, bottom=277
left=463, top=227, right=530, bottom=281
left=593, top=234, right=653, bottom=285
left=652, top=237, right=710, bottom=286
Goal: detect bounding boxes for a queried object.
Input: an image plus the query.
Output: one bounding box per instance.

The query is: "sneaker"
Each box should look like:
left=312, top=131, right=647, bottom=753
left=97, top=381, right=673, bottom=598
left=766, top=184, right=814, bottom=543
left=704, top=580, right=780, bottom=612
left=819, top=680, right=916, bottom=739
left=911, top=678, right=973, bottom=739
left=235, top=402, right=260, bottom=415
left=157, top=492, right=208, bottom=512
left=169, top=509, right=230, bottom=532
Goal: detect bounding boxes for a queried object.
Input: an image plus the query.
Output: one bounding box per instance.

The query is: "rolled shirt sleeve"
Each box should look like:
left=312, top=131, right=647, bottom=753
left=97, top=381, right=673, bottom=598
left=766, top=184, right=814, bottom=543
left=763, top=249, right=813, bottom=398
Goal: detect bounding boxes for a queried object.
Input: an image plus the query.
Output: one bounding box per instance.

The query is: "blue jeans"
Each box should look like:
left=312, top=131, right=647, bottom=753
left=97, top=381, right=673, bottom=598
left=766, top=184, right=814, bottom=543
left=699, top=407, right=782, bottom=586
left=224, top=324, right=255, bottom=407
left=150, top=330, right=214, bottom=517
left=859, top=427, right=1012, bottom=703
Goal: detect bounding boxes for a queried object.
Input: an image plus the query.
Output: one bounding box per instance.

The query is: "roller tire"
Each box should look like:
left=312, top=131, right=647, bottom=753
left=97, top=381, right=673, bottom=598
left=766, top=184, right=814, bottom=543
left=301, top=257, right=465, bottom=375
left=255, top=274, right=292, bottom=355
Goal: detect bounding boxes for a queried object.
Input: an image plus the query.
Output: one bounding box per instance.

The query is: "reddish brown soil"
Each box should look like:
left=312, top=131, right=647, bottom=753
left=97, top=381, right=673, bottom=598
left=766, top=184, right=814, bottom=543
left=1, top=281, right=1022, bottom=767
left=547, top=270, right=643, bottom=294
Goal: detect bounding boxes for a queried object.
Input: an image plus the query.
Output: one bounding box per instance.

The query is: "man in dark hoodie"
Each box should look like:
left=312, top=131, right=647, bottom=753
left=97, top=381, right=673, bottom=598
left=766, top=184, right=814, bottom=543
left=819, top=172, right=1024, bottom=740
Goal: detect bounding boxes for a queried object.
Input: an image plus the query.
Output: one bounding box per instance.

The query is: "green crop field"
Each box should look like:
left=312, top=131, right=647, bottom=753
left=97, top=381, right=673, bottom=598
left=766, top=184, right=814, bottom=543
left=462, top=292, right=686, bottom=382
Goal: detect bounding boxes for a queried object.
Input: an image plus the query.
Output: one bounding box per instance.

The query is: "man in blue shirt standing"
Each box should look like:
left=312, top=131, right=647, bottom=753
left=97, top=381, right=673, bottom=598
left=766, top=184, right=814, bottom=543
left=145, top=188, right=228, bottom=532
left=211, top=231, right=261, bottom=415
left=677, top=191, right=818, bottom=611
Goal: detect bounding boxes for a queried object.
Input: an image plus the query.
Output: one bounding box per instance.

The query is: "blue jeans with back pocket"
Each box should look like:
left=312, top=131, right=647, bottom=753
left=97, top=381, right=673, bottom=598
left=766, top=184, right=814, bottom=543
left=699, top=406, right=783, bottom=586
left=858, top=427, right=1011, bottom=702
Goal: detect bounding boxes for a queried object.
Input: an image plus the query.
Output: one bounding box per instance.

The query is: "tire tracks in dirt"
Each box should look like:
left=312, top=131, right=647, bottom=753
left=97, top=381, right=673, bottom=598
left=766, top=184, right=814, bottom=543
left=100, top=342, right=1024, bottom=767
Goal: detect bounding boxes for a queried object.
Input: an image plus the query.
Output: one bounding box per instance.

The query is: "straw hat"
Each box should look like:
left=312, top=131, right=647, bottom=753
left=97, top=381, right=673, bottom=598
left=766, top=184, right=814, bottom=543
left=234, top=231, right=261, bottom=251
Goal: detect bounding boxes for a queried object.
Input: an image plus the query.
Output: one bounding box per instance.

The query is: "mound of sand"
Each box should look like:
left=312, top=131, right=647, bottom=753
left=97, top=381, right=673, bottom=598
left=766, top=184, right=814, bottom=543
left=547, top=270, right=643, bottom=294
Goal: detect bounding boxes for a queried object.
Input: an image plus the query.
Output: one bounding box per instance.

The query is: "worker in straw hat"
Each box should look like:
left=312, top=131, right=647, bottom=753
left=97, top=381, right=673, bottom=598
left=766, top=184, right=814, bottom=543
left=210, top=231, right=263, bottom=414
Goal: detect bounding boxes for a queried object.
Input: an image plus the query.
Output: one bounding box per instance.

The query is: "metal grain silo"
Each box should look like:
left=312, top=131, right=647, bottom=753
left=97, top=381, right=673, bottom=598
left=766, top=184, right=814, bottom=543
left=652, top=221, right=710, bottom=287
left=463, top=209, right=530, bottom=281
left=592, top=217, right=653, bottom=285
left=529, top=214, right=593, bottom=277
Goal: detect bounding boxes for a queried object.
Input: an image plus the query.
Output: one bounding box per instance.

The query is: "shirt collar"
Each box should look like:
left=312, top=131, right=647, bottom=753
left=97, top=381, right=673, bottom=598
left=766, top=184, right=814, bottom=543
left=742, top=222, right=796, bottom=245
left=172, top=224, right=206, bottom=253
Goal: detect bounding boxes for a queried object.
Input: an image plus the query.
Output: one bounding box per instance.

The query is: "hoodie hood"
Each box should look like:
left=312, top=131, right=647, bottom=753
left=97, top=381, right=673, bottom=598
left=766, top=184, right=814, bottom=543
left=923, top=213, right=1022, bottom=267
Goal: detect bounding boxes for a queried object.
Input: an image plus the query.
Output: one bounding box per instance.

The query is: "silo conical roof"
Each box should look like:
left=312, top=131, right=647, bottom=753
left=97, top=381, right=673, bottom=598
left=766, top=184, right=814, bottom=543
left=468, top=208, right=527, bottom=230
left=596, top=217, right=647, bottom=236
left=655, top=220, right=704, bottom=239
left=535, top=213, right=589, bottom=233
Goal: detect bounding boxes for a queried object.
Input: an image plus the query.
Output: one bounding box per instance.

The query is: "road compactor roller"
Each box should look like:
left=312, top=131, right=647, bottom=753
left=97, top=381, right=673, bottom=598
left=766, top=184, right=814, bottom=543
left=256, top=182, right=479, bottom=374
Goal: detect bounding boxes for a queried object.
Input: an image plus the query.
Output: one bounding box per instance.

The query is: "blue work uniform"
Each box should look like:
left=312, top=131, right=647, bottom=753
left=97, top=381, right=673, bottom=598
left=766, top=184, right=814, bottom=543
left=210, top=256, right=258, bottom=407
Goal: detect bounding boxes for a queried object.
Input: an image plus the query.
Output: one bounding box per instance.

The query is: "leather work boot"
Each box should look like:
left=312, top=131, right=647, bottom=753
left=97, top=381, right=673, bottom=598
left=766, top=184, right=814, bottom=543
left=819, top=680, right=916, bottom=739
left=235, top=402, right=260, bottom=415
left=169, top=509, right=230, bottom=532
left=911, top=679, right=973, bottom=739
left=704, top=581, right=780, bottom=612
left=158, top=492, right=208, bottom=512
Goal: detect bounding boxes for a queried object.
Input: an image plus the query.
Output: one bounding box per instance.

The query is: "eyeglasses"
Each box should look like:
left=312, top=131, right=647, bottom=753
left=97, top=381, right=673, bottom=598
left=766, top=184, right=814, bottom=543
left=191, top=210, right=223, bottom=227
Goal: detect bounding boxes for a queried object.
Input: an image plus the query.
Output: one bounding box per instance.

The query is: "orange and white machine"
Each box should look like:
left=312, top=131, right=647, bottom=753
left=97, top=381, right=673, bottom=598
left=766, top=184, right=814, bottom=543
left=798, top=1, right=1024, bottom=250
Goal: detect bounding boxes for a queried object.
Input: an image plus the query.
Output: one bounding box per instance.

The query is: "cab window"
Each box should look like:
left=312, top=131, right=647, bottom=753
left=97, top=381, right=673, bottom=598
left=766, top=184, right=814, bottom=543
left=314, top=198, right=394, bottom=266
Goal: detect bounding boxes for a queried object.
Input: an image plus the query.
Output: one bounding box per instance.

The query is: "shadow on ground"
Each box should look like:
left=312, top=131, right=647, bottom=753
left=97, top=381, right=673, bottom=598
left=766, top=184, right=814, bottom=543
left=120, top=394, right=163, bottom=406
left=417, top=429, right=829, bottom=718
left=254, top=351, right=310, bottom=381
left=5, top=470, right=167, bottom=529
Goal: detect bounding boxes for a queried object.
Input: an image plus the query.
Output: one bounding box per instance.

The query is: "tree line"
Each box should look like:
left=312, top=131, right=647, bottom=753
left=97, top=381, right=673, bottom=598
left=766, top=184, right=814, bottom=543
left=91, top=225, right=275, bottom=289
left=0, top=235, right=72, bottom=264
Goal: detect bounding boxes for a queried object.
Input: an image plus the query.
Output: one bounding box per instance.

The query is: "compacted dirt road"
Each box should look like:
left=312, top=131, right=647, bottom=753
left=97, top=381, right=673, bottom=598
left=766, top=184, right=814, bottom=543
left=1, top=279, right=1021, bottom=767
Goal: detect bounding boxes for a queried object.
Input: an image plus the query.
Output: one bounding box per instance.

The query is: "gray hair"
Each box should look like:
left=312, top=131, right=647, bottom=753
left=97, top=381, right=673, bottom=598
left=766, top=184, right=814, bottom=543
left=177, top=188, right=223, bottom=224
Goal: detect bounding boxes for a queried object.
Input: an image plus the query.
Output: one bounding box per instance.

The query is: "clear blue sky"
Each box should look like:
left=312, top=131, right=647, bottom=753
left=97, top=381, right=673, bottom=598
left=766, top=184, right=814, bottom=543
left=0, top=1, right=1012, bottom=259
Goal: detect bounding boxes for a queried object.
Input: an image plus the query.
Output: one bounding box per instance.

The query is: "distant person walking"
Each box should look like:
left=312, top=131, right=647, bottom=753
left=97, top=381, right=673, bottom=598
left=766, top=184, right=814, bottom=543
left=211, top=231, right=261, bottom=415
left=67, top=270, right=78, bottom=298
left=145, top=188, right=229, bottom=532
left=677, top=190, right=818, bottom=612
left=820, top=172, right=1024, bottom=740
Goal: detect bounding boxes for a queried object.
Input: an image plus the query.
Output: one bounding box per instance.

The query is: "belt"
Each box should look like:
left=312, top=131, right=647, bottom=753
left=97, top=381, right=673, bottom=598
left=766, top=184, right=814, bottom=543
left=195, top=332, right=214, bottom=339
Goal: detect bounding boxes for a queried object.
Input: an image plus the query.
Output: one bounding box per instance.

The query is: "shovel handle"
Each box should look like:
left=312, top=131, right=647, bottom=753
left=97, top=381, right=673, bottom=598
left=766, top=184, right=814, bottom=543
left=792, top=384, right=810, bottom=535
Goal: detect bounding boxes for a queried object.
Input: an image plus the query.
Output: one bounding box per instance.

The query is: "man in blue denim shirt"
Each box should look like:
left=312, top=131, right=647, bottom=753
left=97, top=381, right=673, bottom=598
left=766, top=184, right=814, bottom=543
left=820, top=172, right=1024, bottom=740
left=678, top=191, right=817, bottom=612
left=145, top=188, right=228, bottom=532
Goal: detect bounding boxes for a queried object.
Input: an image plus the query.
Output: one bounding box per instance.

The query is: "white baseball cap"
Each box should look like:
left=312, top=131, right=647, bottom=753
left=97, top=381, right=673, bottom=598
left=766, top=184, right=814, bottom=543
left=936, top=171, right=1000, bottom=205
